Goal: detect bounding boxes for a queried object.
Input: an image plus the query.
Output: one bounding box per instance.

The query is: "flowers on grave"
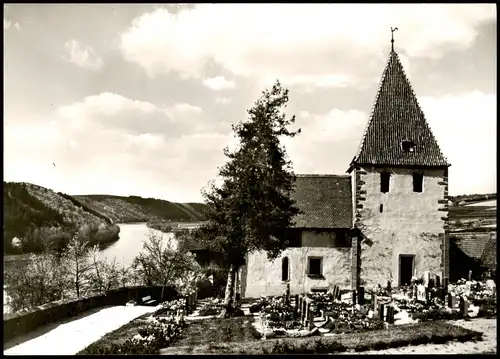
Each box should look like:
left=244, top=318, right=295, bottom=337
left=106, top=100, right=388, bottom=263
left=306, top=292, right=335, bottom=303
left=329, top=310, right=384, bottom=334
left=153, top=299, right=186, bottom=317
left=196, top=297, right=224, bottom=316
left=260, top=295, right=294, bottom=314
left=131, top=316, right=185, bottom=351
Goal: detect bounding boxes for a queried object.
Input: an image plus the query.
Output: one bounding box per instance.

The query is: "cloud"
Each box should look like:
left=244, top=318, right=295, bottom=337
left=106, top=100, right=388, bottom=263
left=278, top=74, right=357, bottom=93
left=62, top=40, right=104, bottom=70
left=418, top=91, right=496, bottom=195
left=119, top=4, right=494, bottom=89
left=203, top=76, right=236, bottom=91
left=171, top=103, right=203, bottom=114
left=57, top=92, right=207, bottom=138
left=280, top=90, right=496, bottom=197
left=215, top=96, right=232, bottom=105
left=283, top=108, right=367, bottom=174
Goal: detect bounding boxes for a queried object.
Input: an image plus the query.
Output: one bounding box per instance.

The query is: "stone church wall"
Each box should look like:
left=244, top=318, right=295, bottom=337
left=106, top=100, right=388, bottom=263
left=242, top=229, right=351, bottom=297
left=352, top=166, right=448, bottom=288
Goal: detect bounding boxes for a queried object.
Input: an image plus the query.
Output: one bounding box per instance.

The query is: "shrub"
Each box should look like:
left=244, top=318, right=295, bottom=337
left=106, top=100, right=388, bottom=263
left=79, top=338, right=159, bottom=355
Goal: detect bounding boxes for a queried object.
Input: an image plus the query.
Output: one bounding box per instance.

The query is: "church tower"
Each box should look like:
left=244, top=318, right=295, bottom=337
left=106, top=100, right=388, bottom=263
left=348, top=29, right=451, bottom=288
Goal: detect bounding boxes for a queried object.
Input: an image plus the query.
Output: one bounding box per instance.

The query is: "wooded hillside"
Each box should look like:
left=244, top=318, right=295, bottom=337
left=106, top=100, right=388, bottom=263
left=3, top=182, right=120, bottom=254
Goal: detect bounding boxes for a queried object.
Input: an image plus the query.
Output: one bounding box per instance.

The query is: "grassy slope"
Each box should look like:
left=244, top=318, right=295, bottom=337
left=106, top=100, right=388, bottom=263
left=448, top=193, right=496, bottom=232
left=73, top=195, right=207, bottom=224
left=163, top=320, right=482, bottom=355
left=78, top=315, right=482, bottom=355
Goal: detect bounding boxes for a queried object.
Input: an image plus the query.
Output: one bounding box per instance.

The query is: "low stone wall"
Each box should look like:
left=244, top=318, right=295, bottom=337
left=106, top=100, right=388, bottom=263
left=3, top=285, right=179, bottom=342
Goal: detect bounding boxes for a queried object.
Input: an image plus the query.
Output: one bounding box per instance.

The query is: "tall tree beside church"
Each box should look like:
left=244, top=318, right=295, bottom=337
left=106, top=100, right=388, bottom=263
left=194, top=81, right=301, bottom=317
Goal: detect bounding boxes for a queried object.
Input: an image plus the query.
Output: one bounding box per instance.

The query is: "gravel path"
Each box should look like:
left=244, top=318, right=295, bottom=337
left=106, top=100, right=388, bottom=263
left=4, top=305, right=157, bottom=355
left=347, top=318, right=497, bottom=355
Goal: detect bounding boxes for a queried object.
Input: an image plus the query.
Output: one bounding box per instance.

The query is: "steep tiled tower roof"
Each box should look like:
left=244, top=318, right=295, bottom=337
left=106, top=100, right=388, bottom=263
left=349, top=47, right=450, bottom=171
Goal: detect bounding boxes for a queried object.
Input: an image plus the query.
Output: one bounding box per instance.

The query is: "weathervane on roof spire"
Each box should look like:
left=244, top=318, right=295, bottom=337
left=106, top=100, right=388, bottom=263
left=391, top=27, right=398, bottom=52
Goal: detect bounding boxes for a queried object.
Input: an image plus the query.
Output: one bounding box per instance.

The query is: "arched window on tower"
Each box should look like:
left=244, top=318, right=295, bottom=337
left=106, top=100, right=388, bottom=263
left=282, top=257, right=289, bottom=282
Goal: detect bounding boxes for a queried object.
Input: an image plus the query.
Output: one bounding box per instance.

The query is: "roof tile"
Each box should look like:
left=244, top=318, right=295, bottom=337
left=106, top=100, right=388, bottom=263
left=292, top=175, right=352, bottom=229
left=352, top=50, right=449, bottom=168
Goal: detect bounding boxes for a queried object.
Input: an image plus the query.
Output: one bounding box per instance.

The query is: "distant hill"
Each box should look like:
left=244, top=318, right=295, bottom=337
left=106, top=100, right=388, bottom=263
left=448, top=193, right=496, bottom=232
left=3, top=182, right=208, bottom=255
left=3, top=182, right=120, bottom=254
left=73, top=195, right=207, bottom=223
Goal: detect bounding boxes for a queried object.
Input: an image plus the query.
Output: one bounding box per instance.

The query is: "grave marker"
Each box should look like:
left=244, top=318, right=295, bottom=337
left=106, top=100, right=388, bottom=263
left=416, top=285, right=426, bottom=302
left=465, top=281, right=472, bottom=296
left=426, top=288, right=433, bottom=303
left=386, top=306, right=394, bottom=324
left=307, top=304, right=314, bottom=330
left=378, top=303, right=385, bottom=321
left=443, top=277, right=449, bottom=292
left=352, top=290, right=357, bottom=305
left=435, top=275, right=441, bottom=288
left=423, top=271, right=431, bottom=287
left=438, top=288, right=446, bottom=302
left=372, top=293, right=378, bottom=313
left=333, top=285, right=340, bottom=301
left=428, top=277, right=435, bottom=289
left=358, top=287, right=365, bottom=305
left=459, top=296, right=469, bottom=317
left=301, top=298, right=307, bottom=323
left=468, top=270, right=473, bottom=281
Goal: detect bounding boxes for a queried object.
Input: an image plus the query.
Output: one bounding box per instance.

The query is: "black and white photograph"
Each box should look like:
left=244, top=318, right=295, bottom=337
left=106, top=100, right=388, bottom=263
left=3, top=3, right=496, bottom=355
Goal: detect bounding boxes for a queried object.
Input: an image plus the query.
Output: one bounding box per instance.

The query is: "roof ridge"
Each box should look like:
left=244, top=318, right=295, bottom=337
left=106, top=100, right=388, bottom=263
left=296, top=174, right=350, bottom=178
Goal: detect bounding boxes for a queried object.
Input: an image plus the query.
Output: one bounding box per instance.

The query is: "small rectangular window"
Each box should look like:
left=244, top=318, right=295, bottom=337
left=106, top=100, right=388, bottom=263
left=380, top=204, right=384, bottom=213
left=282, top=257, right=289, bottom=282
left=402, top=140, right=415, bottom=153
left=413, top=172, right=423, bottom=192
left=308, top=257, right=323, bottom=276
left=380, top=172, right=390, bottom=193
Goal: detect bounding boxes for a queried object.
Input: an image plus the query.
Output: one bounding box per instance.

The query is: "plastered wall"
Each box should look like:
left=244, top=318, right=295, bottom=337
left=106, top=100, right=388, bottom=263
left=352, top=166, right=448, bottom=288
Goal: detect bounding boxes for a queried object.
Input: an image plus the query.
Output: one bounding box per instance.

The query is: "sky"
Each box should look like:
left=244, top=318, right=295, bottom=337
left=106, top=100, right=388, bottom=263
left=3, top=4, right=497, bottom=203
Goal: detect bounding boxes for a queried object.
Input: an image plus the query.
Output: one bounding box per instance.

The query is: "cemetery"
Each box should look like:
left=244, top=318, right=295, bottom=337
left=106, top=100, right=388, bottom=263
left=77, top=271, right=496, bottom=354
left=251, top=271, right=496, bottom=340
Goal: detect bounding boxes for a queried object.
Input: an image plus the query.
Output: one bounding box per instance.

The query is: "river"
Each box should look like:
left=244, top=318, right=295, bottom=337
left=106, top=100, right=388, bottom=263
left=3, top=223, right=173, bottom=314
left=98, top=222, right=172, bottom=268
